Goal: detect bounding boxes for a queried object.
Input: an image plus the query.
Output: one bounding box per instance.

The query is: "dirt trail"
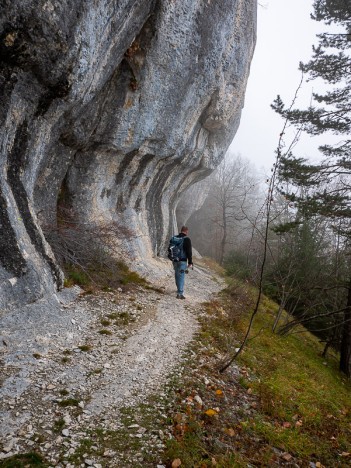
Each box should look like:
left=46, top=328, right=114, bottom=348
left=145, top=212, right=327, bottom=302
left=0, top=259, right=223, bottom=465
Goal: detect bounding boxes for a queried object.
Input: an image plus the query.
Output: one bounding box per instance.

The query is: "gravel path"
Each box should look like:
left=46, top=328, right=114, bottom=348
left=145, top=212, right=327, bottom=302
left=0, top=259, right=223, bottom=465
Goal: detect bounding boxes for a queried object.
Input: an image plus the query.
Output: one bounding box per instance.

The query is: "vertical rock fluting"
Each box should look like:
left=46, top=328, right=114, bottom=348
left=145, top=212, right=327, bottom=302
left=0, top=0, right=256, bottom=308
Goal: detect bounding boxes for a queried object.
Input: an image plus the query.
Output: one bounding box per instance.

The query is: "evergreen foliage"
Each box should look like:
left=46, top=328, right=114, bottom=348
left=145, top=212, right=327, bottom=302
left=271, top=0, right=351, bottom=376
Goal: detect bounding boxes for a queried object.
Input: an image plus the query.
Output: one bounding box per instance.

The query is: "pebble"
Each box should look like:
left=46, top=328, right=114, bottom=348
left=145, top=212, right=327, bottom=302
left=194, top=395, right=203, bottom=406
left=62, top=429, right=70, bottom=437
left=3, top=445, right=13, bottom=453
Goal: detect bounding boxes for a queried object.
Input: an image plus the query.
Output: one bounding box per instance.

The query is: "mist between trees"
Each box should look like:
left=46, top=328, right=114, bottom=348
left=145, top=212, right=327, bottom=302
left=183, top=0, right=351, bottom=378
left=184, top=150, right=351, bottom=378
left=184, top=154, right=265, bottom=270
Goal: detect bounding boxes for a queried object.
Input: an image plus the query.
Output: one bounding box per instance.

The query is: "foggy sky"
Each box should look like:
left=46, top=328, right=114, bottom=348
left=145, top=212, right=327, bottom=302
left=229, top=0, right=334, bottom=173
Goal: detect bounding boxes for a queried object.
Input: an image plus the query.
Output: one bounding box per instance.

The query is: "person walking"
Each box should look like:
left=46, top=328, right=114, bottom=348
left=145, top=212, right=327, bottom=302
left=172, top=226, right=193, bottom=299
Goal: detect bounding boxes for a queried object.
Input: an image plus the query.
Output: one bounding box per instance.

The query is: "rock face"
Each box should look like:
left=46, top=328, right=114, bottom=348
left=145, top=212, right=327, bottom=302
left=0, top=0, right=257, bottom=308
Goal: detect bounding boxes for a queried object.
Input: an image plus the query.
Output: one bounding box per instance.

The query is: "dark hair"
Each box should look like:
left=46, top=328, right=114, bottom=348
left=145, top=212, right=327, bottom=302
left=180, top=226, right=188, bottom=233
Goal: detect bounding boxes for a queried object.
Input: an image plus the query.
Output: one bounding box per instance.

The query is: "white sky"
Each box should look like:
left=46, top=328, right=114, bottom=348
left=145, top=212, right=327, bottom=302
left=229, top=0, right=333, bottom=173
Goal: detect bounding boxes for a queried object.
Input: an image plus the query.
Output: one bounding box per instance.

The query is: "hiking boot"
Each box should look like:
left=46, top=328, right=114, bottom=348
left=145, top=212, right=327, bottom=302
left=177, top=294, right=186, bottom=300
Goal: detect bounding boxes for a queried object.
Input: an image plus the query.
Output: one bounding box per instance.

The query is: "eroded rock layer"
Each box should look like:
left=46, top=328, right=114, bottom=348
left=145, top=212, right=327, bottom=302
left=0, top=0, right=256, bottom=308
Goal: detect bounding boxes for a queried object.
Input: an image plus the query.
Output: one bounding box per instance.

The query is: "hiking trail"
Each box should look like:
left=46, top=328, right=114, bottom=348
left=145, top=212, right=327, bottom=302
left=0, top=260, right=224, bottom=465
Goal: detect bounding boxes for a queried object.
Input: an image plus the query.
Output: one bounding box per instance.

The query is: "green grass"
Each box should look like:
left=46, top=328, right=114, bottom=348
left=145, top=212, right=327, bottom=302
left=100, top=319, right=111, bottom=326
left=0, top=452, right=46, bottom=467
left=235, top=299, right=351, bottom=463
left=161, top=279, right=351, bottom=467
left=78, top=344, right=92, bottom=352
left=63, top=260, right=148, bottom=292
left=57, top=398, right=79, bottom=407
left=53, top=418, right=65, bottom=433
left=114, top=311, right=135, bottom=326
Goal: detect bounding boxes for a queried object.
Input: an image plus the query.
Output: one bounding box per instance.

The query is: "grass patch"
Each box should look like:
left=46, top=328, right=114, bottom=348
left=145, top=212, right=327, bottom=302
left=107, top=313, right=119, bottom=320
left=59, top=389, right=69, bottom=396
left=100, top=319, right=111, bottom=326
left=161, top=278, right=351, bottom=467
left=57, top=398, right=79, bottom=407
left=32, top=353, right=41, bottom=359
left=63, top=260, right=148, bottom=292
left=78, top=344, right=92, bottom=352
left=234, top=299, right=351, bottom=463
left=0, top=452, right=46, bottom=467
left=61, top=357, right=71, bottom=364
left=53, top=418, right=65, bottom=433
left=98, top=329, right=112, bottom=336
left=87, top=368, right=103, bottom=377
left=64, top=265, right=90, bottom=287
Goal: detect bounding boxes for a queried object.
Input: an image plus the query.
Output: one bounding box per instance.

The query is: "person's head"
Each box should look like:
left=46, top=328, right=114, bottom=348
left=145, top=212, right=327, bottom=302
left=180, top=226, right=189, bottom=235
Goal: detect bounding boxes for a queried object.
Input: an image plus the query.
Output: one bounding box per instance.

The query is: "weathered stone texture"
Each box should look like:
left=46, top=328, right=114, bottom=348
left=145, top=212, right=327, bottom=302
left=0, top=0, right=256, bottom=308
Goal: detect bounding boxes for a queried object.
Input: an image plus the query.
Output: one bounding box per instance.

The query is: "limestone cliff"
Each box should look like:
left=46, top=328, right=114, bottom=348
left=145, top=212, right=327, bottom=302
left=0, top=0, right=257, bottom=308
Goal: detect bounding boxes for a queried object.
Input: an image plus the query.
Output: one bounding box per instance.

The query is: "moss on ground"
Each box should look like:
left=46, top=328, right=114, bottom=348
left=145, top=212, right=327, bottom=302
left=161, top=279, right=351, bottom=467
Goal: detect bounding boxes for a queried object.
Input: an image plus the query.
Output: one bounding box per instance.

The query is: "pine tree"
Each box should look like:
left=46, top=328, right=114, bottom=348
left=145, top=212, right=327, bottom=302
left=272, top=0, right=351, bottom=376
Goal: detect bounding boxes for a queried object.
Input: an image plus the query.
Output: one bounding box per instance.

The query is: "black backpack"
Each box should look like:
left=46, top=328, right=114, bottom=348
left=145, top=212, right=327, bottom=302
left=167, top=235, right=186, bottom=262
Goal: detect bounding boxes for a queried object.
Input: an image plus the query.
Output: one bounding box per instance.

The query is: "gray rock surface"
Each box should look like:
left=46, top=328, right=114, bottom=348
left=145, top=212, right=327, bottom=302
left=0, top=0, right=256, bottom=308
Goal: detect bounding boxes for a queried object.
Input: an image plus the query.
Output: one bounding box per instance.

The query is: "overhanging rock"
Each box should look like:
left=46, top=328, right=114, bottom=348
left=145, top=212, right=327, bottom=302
left=0, top=0, right=257, bottom=308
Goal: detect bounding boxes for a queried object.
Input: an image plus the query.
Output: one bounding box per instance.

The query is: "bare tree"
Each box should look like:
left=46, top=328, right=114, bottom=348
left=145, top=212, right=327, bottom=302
left=187, top=154, right=260, bottom=265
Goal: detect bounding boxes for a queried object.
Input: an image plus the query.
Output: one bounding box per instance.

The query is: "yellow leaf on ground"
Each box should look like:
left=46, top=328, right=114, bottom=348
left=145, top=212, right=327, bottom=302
left=225, top=428, right=235, bottom=437
left=215, top=389, right=223, bottom=396
left=205, top=409, right=217, bottom=417
left=172, top=458, right=182, bottom=468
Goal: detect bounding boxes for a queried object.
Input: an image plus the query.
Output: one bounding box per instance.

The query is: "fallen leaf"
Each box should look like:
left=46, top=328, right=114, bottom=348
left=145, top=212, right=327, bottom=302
left=215, top=389, right=223, bottom=396
left=295, top=420, right=303, bottom=427
left=341, top=452, right=351, bottom=457
left=282, top=422, right=291, bottom=428
left=247, top=388, right=253, bottom=394
left=172, top=459, right=182, bottom=468
left=225, top=428, right=235, bottom=437
left=174, top=413, right=183, bottom=423
left=211, top=457, right=217, bottom=465
left=281, top=452, right=292, bottom=461
left=205, top=409, right=218, bottom=417
left=316, top=462, right=326, bottom=468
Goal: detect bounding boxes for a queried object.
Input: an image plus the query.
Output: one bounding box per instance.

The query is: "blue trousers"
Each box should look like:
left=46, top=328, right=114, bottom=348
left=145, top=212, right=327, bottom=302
left=173, top=261, right=187, bottom=295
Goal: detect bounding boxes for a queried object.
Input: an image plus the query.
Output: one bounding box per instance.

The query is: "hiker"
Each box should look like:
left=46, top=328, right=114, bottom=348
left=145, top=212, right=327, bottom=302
left=171, top=226, right=193, bottom=299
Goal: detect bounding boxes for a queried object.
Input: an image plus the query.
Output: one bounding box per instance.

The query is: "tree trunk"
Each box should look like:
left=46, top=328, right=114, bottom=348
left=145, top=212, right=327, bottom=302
left=339, top=278, right=351, bottom=377
left=219, top=208, right=227, bottom=266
